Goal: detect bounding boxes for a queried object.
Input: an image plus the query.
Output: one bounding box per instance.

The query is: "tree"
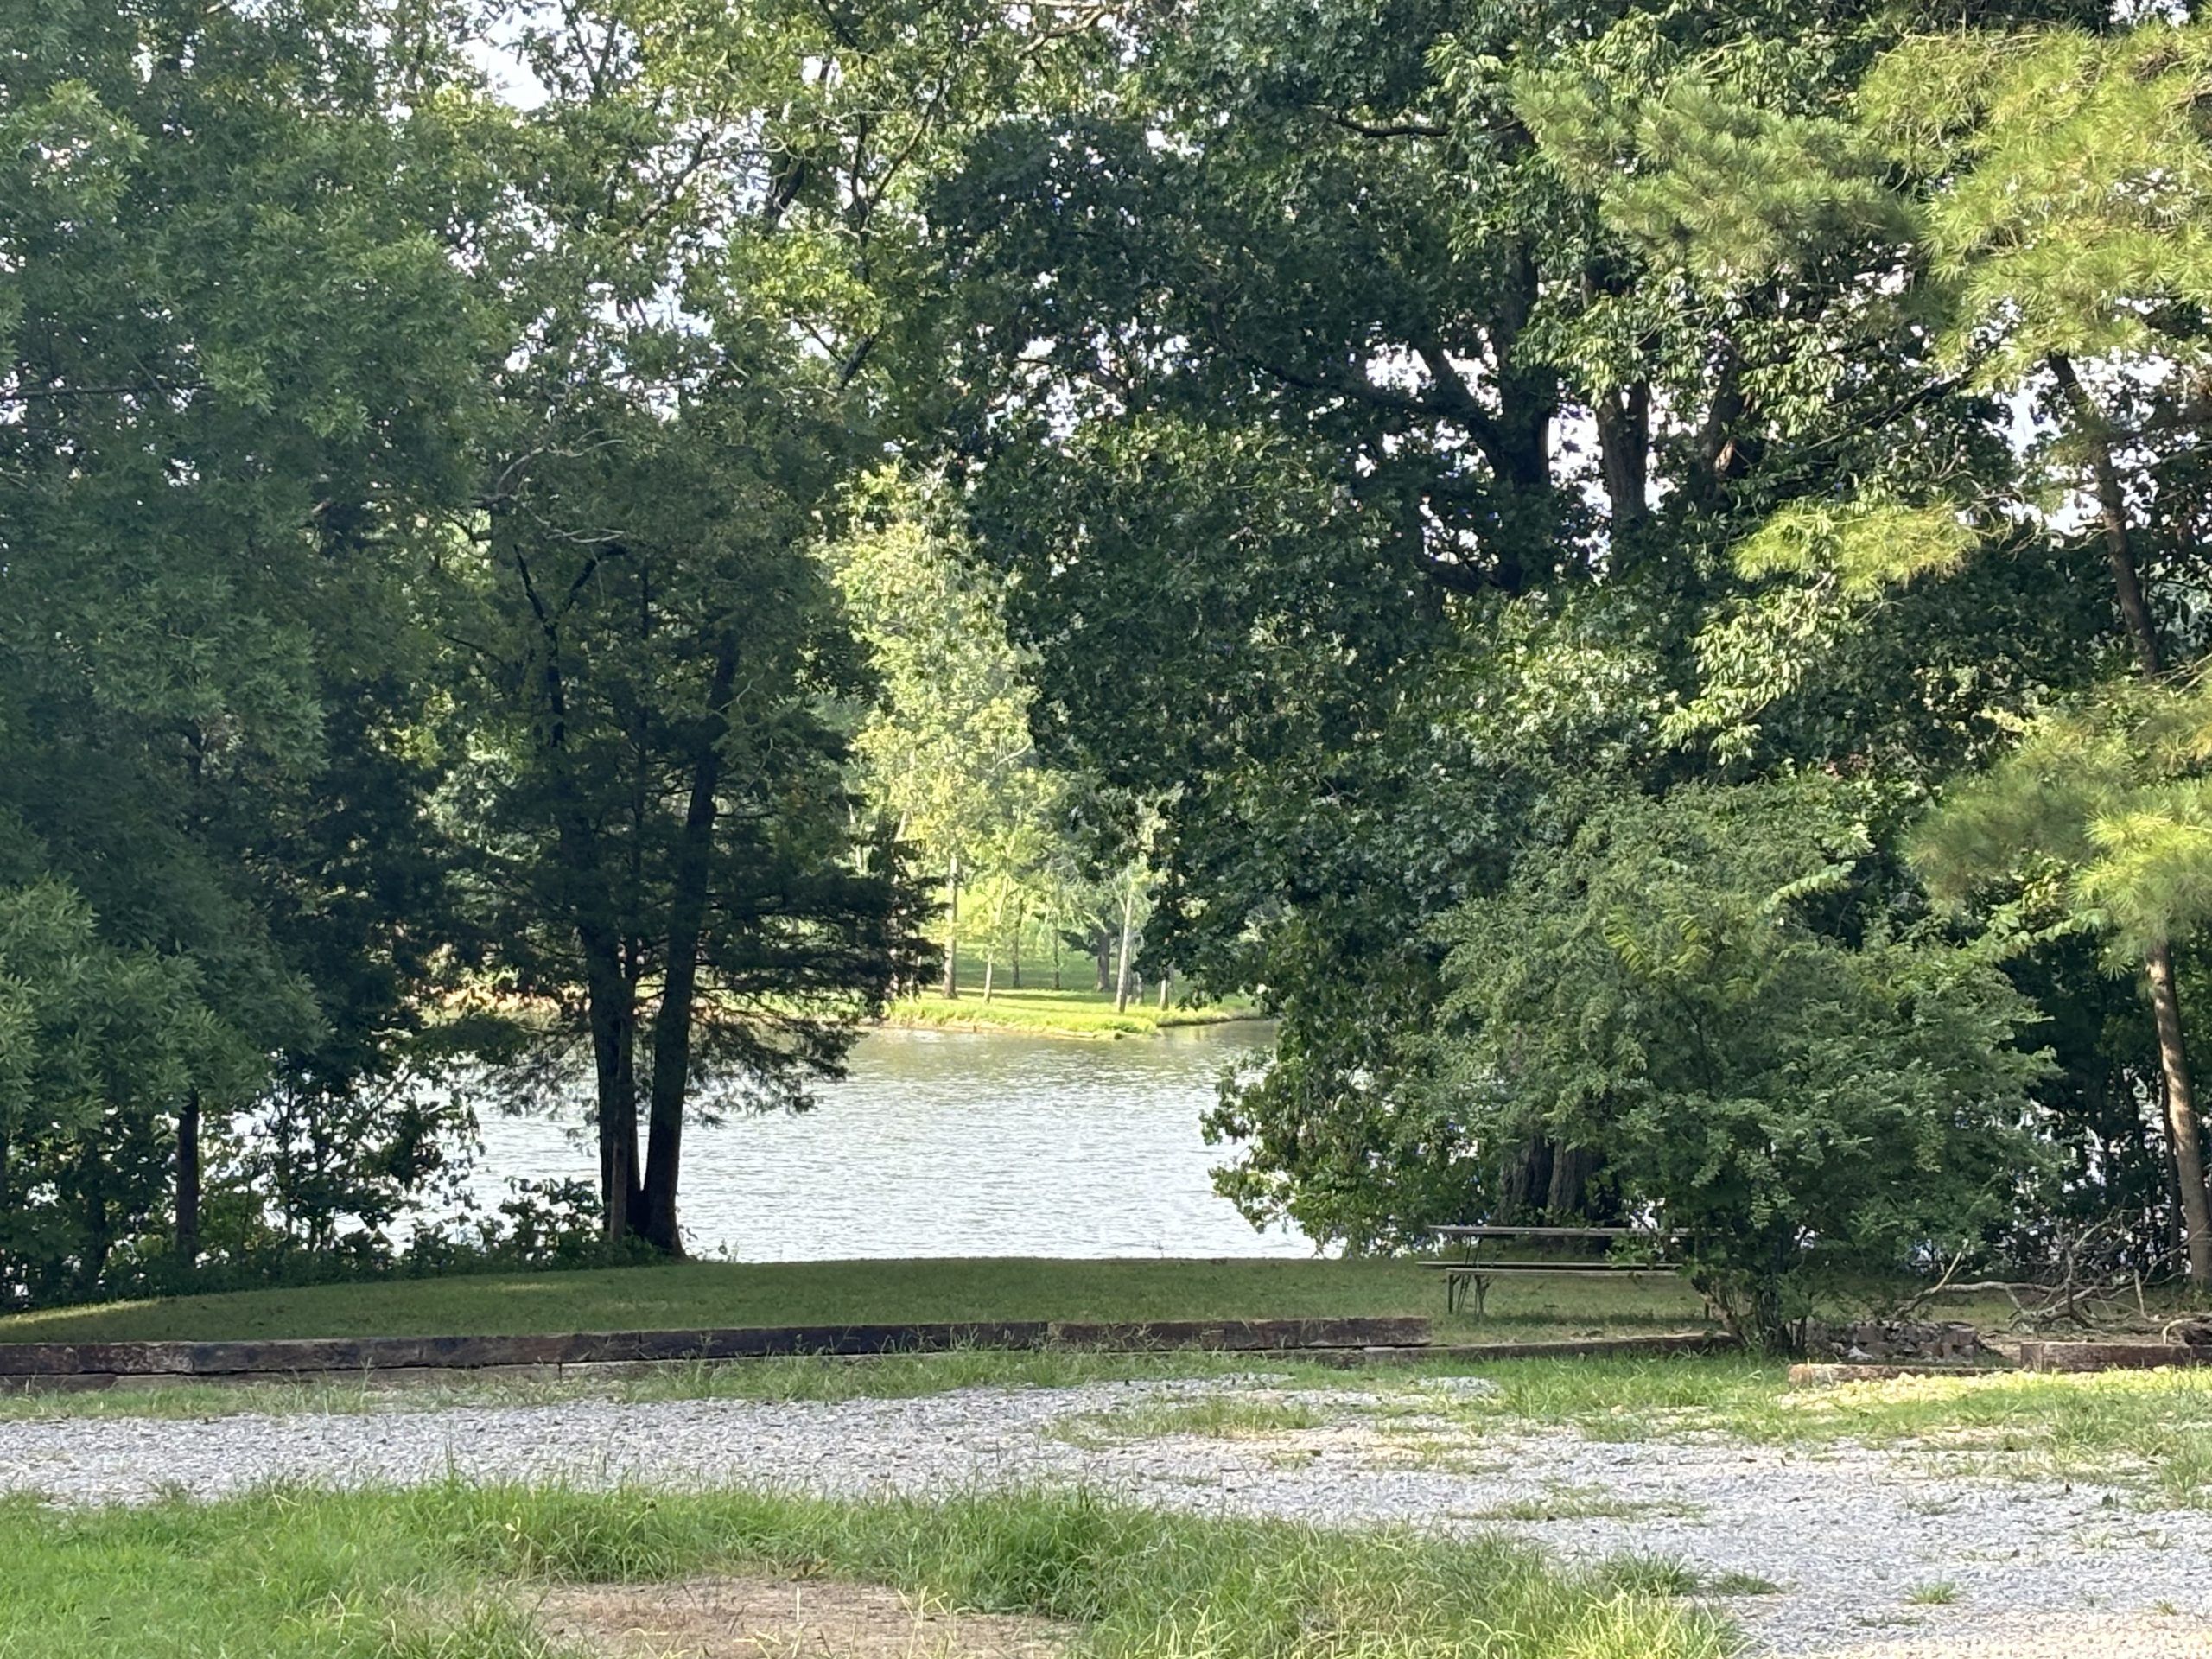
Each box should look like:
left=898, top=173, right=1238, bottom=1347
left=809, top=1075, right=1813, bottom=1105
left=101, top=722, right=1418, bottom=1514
left=1864, top=22, right=2212, bottom=1282
left=437, top=0, right=969, bottom=1250
left=1916, top=682, right=2212, bottom=1285
left=921, top=0, right=2086, bottom=1246
left=1567, top=16, right=2212, bottom=1280
left=1438, top=781, right=2052, bottom=1349
left=0, top=0, right=495, bottom=1298
left=828, top=474, right=1048, bottom=1000
left=450, top=388, right=929, bottom=1252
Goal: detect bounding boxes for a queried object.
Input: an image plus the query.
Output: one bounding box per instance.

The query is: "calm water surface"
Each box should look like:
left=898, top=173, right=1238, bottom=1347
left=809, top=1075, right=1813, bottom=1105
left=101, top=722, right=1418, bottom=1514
left=468, top=1022, right=1311, bottom=1260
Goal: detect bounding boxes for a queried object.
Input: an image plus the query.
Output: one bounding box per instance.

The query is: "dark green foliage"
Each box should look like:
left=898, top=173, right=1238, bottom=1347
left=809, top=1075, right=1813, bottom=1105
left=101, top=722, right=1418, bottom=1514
left=450, top=386, right=932, bottom=1249
left=0, top=0, right=492, bottom=1301
left=7, top=0, right=2211, bottom=1313
left=1437, top=782, right=2053, bottom=1347
left=918, top=0, right=2194, bottom=1277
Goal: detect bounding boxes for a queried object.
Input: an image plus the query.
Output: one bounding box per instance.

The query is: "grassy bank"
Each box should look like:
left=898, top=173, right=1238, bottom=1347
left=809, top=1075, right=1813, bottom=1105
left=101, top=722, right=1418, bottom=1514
left=882, top=962, right=1258, bottom=1036
left=0, top=1481, right=1734, bottom=1659
left=0, top=1255, right=1713, bottom=1345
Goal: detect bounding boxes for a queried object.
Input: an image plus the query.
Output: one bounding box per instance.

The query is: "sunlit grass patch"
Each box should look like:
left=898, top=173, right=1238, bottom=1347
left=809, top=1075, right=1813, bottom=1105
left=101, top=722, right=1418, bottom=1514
left=1050, top=1392, right=1329, bottom=1448
left=882, top=965, right=1256, bottom=1038
left=1465, top=1484, right=1706, bottom=1524
left=1758, top=1367, right=2212, bottom=1500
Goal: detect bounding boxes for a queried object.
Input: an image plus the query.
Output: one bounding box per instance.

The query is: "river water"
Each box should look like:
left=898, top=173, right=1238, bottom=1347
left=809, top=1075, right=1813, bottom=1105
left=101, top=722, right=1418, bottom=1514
left=467, top=1022, right=1311, bottom=1260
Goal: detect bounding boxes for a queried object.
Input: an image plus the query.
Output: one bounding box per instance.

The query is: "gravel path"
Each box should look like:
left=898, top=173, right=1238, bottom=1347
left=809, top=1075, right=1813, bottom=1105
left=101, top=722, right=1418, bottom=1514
left=3, top=1376, right=2208, bottom=1656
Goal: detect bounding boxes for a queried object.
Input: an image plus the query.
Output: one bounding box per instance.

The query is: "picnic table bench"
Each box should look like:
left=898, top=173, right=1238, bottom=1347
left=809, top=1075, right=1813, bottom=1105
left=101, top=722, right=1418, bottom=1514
left=1427, top=1224, right=1681, bottom=1318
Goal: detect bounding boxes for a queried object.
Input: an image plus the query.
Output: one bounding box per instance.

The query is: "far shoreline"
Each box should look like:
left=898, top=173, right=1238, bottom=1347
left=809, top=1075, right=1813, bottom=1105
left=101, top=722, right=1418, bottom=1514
left=873, top=991, right=1270, bottom=1041
left=871, top=1008, right=1274, bottom=1044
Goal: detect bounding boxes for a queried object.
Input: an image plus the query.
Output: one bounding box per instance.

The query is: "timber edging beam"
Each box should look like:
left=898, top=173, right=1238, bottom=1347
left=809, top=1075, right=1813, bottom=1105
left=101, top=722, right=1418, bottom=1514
left=0, top=1316, right=1434, bottom=1382
left=2017, top=1339, right=2212, bottom=1373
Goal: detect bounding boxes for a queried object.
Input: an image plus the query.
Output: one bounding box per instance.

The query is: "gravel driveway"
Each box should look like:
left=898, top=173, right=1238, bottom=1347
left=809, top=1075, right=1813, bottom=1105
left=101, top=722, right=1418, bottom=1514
left=3, top=1376, right=2205, bottom=1656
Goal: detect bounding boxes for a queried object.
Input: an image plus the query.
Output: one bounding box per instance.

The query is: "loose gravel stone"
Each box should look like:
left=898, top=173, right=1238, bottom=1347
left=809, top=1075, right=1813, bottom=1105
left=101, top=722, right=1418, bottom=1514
left=2, top=1375, right=2206, bottom=1657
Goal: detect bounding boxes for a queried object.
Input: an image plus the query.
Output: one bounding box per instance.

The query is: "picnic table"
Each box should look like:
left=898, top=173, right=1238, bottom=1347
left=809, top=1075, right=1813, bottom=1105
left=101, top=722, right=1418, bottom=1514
left=1427, top=1224, right=1680, bottom=1318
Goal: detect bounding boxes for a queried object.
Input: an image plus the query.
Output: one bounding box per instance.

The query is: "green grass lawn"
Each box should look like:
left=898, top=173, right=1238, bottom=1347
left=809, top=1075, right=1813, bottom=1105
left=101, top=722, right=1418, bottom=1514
left=0, top=1255, right=1714, bottom=1345
left=0, top=1482, right=1734, bottom=1659
left=884, top=959, right=1256, bottom=1036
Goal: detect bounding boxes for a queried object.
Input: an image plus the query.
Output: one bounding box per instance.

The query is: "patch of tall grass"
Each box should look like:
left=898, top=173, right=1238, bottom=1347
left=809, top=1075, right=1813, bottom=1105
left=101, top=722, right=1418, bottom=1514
left=0, top=1484, right=1735, bottom=1659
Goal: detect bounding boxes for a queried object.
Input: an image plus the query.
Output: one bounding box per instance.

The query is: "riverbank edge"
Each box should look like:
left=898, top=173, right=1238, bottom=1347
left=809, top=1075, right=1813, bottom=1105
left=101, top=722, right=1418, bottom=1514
left=874, top=1002, right=1268, bottom=1039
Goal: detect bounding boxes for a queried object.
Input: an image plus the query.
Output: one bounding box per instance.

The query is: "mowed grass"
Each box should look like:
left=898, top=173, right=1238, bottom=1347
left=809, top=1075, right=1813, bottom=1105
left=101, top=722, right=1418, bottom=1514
left=0, top=1482, right=1735, bottom=1659
left=885, top=960, right=1256, bottom=1037
left=0, top=1255, right=1713, bottom=1344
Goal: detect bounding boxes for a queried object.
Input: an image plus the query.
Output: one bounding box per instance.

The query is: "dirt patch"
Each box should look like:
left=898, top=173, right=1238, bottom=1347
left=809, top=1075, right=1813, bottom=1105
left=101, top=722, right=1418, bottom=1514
left=530, top=1574, right=1071, bottom=1659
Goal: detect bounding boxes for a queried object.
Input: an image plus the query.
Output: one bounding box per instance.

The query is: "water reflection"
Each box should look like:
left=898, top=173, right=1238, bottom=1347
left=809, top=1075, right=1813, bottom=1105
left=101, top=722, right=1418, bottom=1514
left=468, top=1022, right=1310, bottom=1260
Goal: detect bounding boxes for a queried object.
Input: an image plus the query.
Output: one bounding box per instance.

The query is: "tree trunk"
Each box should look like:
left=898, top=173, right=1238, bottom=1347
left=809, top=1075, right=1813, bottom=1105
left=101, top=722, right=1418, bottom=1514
left=1158, top=966, right=1172, bottom=1011
left=175, top=1088, right=200, bottom=1269
left=2051, top=354, right=2164, bottom=676
left=1593, top=379, right=1650, bottom=539
left=640, top=635, right=741, bottom=1258
left=1010, top=904, right=1023, bottom=989
left=584, top=946, right=640, bottom=1241
left=2048, top=357, right=2209, bottom=1283
left=1545, top=1142, right=1605, bottom=1221
left=941, top=854, right=960, bottom=999
left=1113, top=889, right=1136, bottom=1014
left=1094, top=929, right=1111, bottom=993
left=2147, top=940, right=2212, bottom=1286
left=1497, top=1138, right=1553, bottom=1223
left=523, top=561, right=641, bottom=1243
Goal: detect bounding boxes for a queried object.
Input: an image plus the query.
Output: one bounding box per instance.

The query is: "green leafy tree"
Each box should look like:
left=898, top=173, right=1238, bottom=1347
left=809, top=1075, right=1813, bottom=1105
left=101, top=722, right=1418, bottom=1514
left=0, top=0, right=495, bottom=1297
left=921, top=0, right=2084, bottom=1246
left=828, top=474, right=1047, bottom=998
left=1438, top=782, right=2052, bottom=1348
left=442, top=3, right=943, bottom=1253
left=1916, top=681, right=2212, bottom=1285
left=1586, top=15, right=2212, bottom=1279
left=450, top=392, right=929, bottom=1253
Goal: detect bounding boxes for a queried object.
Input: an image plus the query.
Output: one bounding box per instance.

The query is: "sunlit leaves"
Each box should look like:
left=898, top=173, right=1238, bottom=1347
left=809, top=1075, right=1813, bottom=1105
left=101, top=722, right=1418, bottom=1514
left=1915, top=678, right=2212, bottom=963
left=1860, top=24, right=2212, bottom=383
left=1734, top=499, right=1977, bottom=600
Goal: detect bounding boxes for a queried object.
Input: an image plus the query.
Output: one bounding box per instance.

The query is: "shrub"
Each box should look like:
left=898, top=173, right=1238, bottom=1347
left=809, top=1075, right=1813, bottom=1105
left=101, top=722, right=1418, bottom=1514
left=1435, top=781, right=2053, bottom=1351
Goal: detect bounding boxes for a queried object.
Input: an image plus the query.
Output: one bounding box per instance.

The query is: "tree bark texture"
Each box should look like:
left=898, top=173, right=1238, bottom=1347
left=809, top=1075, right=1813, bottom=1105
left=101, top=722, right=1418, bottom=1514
left=2148, top=940, right=2212, bottom=1285
left=2047, top=356, right=2212, bottom=1284
left=2050, top=355, right=2163, bottom=676
left=175, top=1088, right=200, bottom=1269
left=639, top=633, right=741, bottom=1257
left=941, top=854, right=960, bottom=999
